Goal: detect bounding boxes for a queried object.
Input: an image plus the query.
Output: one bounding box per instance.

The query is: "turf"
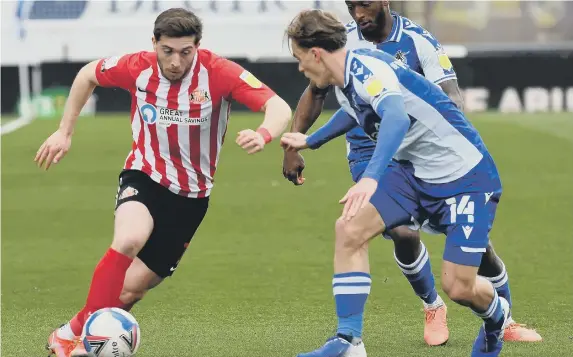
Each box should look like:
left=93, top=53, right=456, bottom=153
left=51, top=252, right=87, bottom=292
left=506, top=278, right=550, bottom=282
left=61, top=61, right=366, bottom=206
left=2, top=112, right=572, bottom=357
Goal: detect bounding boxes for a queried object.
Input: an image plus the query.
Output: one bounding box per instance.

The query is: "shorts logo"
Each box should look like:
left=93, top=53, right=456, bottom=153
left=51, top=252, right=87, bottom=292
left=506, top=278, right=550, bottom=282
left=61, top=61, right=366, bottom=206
left=189, top=89, right=211, bottom=104
left=118, top=186, right=139, bottom=201
left=140, top=104, right=157, bottom=124
left=462, top=225, right=474, bottom=239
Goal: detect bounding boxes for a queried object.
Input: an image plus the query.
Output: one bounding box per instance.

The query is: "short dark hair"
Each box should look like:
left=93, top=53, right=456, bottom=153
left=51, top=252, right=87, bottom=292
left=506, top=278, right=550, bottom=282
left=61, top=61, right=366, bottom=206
left=286, top=9, right=347, bottom=52
left=153, top=8, right=202, bottom=44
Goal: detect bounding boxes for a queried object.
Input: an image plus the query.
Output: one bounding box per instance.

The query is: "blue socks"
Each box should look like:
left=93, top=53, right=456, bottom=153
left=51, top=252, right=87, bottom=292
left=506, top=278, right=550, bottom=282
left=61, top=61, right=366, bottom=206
left=485, top=263, right=512, bottom=309
left=472, top=289, right=505, bottom=327
left=333, top=272, right=371, bottom=338
left=394, top=243, right=440, bottom=306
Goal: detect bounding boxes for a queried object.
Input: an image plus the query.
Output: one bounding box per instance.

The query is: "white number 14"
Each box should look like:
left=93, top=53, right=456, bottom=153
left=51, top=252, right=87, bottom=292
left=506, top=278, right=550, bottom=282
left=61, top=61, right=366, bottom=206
left=445, top=195, right=474, bottom=224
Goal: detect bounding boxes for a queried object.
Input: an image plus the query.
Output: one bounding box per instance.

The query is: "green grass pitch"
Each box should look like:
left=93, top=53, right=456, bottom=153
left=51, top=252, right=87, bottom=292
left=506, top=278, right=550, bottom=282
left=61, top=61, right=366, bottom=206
left=2, top=112, right=572, bottom=357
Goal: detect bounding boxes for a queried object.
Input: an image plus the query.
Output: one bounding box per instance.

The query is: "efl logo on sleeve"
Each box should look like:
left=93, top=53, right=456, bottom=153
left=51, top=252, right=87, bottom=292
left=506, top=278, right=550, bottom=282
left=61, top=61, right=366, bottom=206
left=365, top=77, right=384, bottom=97
left=436, top=48, right=453, bottom=70
left=239, top=70, right=263, bottom=88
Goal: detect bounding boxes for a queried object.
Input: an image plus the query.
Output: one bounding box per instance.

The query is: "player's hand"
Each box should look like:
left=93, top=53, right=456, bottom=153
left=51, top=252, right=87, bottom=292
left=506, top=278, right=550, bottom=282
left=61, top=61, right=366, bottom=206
left=283, top=149, right=306, bottom=185
left=339, top=178, right=378, bottom=221
left=280, top=132, right=309, bottom=151
left=34, top=129, right=72, bottom=170
left=236, top=129, right=266, bottom=154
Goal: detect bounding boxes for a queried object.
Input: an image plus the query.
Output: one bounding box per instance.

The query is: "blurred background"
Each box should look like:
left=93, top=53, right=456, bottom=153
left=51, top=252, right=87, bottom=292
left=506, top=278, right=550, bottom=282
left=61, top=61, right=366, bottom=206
left=1, top=0, right=573, bottom=121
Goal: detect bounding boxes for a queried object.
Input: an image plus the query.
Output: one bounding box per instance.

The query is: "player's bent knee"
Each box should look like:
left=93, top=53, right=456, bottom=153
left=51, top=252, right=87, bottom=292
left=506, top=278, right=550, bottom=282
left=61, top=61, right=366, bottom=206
left=335, top=218, right=363, bottom=251
left=119, top=289, right=145, bottom=306
left=441, top=260, right=480, bottom=304
left=334, top=218, right=376, bottom=252
left=111, top=232, right=149, bottom=257
left=335, top=203, right=385, bottom=252
left=442, top=282, right=475, bottom=305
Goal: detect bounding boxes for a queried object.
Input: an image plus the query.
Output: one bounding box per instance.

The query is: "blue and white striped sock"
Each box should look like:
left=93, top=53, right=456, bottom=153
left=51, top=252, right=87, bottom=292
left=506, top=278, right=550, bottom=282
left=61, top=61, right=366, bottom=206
left=485, top=263, right=512, bottom=309
left=472, top=289, right=505, bottom=327
left=394, top=243, right=440, bottom=307
left=333, top=272, right=371, bottom=338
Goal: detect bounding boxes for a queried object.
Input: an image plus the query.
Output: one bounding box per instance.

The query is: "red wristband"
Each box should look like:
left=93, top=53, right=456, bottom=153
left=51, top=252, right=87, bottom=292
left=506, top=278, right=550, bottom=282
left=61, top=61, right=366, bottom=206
left=256, top=127, right=272, bottom=144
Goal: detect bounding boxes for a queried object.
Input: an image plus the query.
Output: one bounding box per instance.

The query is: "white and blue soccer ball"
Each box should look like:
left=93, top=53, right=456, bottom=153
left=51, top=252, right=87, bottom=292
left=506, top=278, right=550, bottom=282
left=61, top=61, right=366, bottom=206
left=81, top=307, right=141, bottom=357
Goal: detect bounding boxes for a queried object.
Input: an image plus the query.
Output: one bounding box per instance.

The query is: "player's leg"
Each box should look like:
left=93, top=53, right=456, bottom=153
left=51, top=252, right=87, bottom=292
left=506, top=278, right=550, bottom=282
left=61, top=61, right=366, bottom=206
left=474, top=188, right=541, bottom=342
left=386, top=226, right=448, bottom=346
left=479, top=243, right=542, bottom=341
left=297, top=203, right=384, bottom=357
left=441, top=260, right=509, bottom=356
left=119, top=257, right=164, bottom=311
left=47, top=171, right=155, bottom=357
left=298, top=166, right=417, bottom=357
left=68, top=200, right=152, bottom=333
left=435, top=192, right=510, bottom=356
left=70, top=176, right=209, bottom=357
left=350, top=159, right=447, bottom=346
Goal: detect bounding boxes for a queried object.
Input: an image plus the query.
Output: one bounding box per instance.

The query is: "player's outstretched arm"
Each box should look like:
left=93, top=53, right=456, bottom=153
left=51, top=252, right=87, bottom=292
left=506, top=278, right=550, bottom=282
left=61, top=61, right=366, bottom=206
left=280, top=108, right=356, bottom=151
left=216, top=57, right=291, bottom=154
left=282, top=82, right=330, bottom=185
left=236, top=94, right=292, bottom=155
left=34, top=60, right=101, bottom=170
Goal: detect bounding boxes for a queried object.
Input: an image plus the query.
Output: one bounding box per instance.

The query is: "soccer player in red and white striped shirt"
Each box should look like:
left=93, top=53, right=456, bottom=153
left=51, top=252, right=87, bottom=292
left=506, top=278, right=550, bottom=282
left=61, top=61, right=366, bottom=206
left=36, top=8, right=292, bottom=357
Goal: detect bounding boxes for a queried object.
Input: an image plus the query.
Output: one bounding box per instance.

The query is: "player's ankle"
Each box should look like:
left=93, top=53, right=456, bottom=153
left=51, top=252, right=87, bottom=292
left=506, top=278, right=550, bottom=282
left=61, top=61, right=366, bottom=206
left=424, top=295, right=445, bottom=310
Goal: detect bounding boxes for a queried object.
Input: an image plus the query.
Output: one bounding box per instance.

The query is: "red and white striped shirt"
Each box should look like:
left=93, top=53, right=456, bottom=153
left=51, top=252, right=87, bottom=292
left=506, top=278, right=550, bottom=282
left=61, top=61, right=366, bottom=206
left=95, top=50, right=275, bottom=198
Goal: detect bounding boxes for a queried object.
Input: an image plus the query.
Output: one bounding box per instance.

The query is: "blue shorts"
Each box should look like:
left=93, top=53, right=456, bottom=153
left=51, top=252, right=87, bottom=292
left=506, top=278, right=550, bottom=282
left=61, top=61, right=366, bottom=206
left=349, top=156, right=502, bottom=267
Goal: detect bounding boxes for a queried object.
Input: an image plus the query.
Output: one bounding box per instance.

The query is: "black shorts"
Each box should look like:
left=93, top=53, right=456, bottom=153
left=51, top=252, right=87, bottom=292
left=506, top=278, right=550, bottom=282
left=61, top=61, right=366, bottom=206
left=115, top=169, right=209, bottom=278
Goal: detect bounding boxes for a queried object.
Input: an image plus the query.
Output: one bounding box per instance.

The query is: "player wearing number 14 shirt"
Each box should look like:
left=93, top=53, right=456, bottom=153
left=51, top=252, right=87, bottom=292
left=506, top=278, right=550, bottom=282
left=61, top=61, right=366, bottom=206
left=282, top=9, right=516, bottom=357
left=37, top=8, right=291, bottom=357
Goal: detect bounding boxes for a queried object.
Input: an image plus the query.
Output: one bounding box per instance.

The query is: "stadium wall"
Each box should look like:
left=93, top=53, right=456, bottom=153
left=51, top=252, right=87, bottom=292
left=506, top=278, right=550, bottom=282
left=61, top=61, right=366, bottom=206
left=2, top=52, right=572, bottom=115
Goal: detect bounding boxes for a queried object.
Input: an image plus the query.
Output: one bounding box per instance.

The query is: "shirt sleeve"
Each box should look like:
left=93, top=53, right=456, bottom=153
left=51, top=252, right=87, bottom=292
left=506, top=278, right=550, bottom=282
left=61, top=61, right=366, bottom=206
left=409, top=31, right=457, bottom=84
left=95, top=52, right=145, bottom=91
left=213, top=58, right=276, bottom=112
left=306, top=108, right=357, bottom=150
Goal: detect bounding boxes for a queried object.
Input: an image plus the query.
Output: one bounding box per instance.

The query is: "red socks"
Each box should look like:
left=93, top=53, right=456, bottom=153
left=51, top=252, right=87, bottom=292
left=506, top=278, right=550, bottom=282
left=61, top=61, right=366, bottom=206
left=70, top=248, right=133, bottom=336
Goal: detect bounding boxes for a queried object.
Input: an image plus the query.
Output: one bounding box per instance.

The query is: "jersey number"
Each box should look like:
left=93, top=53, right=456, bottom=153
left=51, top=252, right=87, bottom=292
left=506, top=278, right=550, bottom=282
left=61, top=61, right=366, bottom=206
left=445, top=195, right=474, bottom=224
left=366, top=121, right=380, bottom=141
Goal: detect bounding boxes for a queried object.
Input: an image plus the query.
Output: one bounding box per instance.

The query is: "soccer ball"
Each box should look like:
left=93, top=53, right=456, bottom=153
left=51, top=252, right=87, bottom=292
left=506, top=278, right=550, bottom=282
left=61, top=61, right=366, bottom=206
left=81, top=307, right=141, bottom=357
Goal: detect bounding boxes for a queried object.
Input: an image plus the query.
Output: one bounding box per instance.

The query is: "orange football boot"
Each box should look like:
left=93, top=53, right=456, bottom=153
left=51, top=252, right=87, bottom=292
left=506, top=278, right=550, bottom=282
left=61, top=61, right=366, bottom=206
left=423, top=304, right=449, bottom=346
left=46, top=328, right=79, bottom=357
left=69, top=342, right=90, bottom=357
left=503, top=319, right=543, bottom=342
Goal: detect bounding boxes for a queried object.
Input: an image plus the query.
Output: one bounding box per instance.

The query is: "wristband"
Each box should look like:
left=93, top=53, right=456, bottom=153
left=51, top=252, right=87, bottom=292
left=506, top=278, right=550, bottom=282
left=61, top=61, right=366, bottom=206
left=256, top=127, right=272, bottom=144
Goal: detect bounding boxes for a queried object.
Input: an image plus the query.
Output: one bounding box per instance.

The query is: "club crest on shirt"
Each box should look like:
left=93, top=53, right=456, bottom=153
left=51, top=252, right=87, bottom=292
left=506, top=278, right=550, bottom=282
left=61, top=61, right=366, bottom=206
left=394, top=50, right=409, bottom=66
left=189, top=89, right=211, bottom=104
